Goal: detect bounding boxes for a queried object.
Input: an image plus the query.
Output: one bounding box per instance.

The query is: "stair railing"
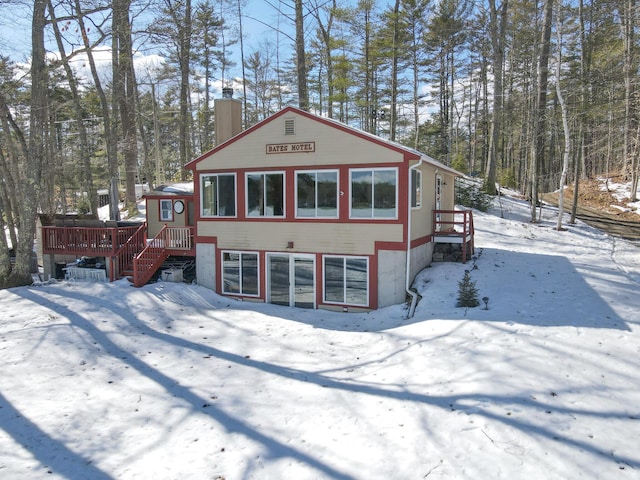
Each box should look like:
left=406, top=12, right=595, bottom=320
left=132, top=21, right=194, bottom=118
left=110, top=224, right=147, bottom=281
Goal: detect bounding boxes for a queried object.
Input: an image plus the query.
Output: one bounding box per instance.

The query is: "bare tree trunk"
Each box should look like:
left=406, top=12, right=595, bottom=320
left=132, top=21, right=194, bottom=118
left=484, top=0, right=508, bottom=194
left=631, top=123, right=640, bottom=201
left=73, top=0, right=119, bottom=220
left=621, top=0, right=635, bottom=179
left=530, top=0, right=553, bottom=223
left=295, top=0, right=309, bottom=110
left=0, top=96, right=22, bottom=251
left=48, top=0, right=97, bottom=215
left=236, top=0, right=249, bottom=127
left=2, top=0, right=48, bottom=287
left=179, top=0, right=192, bottom=178
left=389, top=0, right=400, bottom=141
left=312, top=0, right=336, bottom=118
left=113, top=0, right=138, bottom=206
left=572, top=0, right=587, bottom=224
left=554, top=10, right=570, bottom=231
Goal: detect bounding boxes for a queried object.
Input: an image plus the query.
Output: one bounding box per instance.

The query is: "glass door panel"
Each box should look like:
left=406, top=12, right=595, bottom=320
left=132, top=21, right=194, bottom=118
left=294, top=257, right=315, bottom=309
left=267, top=254, right=315, bottom=309
left=268, top=255, right=290, bottom=306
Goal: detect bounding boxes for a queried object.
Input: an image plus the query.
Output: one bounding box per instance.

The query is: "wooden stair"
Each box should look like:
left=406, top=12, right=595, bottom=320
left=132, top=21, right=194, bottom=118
left=131, top=225, right=194, bottom=287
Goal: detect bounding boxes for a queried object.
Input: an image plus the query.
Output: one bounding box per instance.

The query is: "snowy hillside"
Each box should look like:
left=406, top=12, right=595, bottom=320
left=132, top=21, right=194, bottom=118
left=1, top=194, right=639, bottom=479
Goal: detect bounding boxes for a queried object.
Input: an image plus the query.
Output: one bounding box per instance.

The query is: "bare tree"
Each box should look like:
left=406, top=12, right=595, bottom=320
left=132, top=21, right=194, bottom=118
left=72, top=0, right=120, bottom=220
left=483, top=0, right=508, bottom=194
left=149, top=0, right=193, bottom=179
left=554, top=6, right=571, bottom=231
left=295, top=0, right=309, bottom=110
left=113, top=0, right=138, bottom=206
left=0, top=0, right=48, bottom=287
left=48, top=0, right=99, bottom=215
left=529, top=0, right=553, bottom=223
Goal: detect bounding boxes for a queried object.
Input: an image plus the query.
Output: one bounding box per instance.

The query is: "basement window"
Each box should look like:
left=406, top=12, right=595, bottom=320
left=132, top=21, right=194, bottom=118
left=323, top=255, right=369, bottom=306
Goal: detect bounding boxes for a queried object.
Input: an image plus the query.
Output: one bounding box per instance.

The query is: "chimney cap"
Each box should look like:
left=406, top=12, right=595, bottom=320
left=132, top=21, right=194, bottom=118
left=222, top=87, right=233, bottom=98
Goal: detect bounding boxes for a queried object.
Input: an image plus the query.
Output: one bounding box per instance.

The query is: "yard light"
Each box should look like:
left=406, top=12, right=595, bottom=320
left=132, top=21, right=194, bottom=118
left=482, top=296, right=490, bottom=310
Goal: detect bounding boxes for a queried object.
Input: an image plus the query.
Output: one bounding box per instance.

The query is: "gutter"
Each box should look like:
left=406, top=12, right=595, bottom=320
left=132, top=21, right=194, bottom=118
left=405, top=156, right=424, bottom=319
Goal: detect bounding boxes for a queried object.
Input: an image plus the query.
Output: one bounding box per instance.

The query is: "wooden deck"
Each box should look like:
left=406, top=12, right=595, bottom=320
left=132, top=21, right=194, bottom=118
left=41, top=224, right=195, bottom=284
left=432, top=209, right=475, bottom=263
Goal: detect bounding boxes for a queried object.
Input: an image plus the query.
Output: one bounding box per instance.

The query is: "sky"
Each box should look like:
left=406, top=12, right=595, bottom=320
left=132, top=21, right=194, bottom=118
left=0, top=0, right=297, bottom=99
left=1, top=179, right=639, bottom=479
left=0, top=1, right=289, bottom=67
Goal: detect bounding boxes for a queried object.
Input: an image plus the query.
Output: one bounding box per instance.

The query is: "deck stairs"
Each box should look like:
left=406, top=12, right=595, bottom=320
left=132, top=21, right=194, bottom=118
left=432, top=209, right=475, bottom=263
left=41, top=223, right=194, bottom=287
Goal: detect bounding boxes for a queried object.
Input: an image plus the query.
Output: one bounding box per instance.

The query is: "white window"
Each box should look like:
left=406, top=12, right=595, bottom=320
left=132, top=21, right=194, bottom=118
left=222, top=251, right=259, bottom=296
left=246, top=172, right=285, bottom=217
left=350, top=167, right=398, bottom=219
left=295, top=170, right=339, bottom=218
left=411, top=169, right=422, bottom=208
left=201, top=173, right=236, bottom=217
left=160, top=199, right=173, bottom=221
left=323, top=255, right=369, bottom=306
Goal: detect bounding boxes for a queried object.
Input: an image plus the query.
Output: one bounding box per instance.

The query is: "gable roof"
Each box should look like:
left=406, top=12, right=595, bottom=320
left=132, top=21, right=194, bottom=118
left=185, top=105, right=461, bottom=177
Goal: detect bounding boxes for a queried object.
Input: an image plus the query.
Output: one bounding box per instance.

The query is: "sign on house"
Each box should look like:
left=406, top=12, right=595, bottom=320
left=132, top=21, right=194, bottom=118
left=266, top=142, right=315, bottom=154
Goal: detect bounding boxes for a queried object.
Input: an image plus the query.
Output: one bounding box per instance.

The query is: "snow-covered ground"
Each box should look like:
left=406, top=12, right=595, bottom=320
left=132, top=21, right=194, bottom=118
left=1, top=193, right=640, bottom=479
left=600, top=176, right=640, bottom=216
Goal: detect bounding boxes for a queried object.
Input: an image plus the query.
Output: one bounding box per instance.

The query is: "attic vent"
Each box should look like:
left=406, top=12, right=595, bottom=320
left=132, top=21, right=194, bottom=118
left=284, top=119, right=295, bottom=135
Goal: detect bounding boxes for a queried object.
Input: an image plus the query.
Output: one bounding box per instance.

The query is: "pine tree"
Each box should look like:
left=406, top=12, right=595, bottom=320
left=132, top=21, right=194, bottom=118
left=456, top=271, right=480, bottom=308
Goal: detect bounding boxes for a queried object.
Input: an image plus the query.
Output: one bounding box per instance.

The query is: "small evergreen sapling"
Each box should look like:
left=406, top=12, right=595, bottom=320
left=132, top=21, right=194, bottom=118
left=456, top=270, right=480, bottom=307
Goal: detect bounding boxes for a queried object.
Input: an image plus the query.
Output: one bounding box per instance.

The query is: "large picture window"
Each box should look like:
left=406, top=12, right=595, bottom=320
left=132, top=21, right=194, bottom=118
left=296, top=170, right=338, bottom=218
left=247, top=172, right=284, bottom=217
left=323, top=256, right=368, bottom=306
left=222, top=251, right=259, bottom=296
left=201, top=174, right=236, bottom=217
left=350, top=168, right=397, bottom=218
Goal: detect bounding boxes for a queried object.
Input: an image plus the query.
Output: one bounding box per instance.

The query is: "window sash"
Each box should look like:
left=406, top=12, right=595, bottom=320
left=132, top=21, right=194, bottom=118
left=247, top=172, right=284, bottom=217
left=411, top=169, right=422, bottom=208
left=323, top=256, right=368, bottom=306
left=350, top=168, right=397, bottom=219
left=296, top=170, right=338, bottom=218
left=222, top=251, right=259, bottom=296
left=201, top=174, right=236, bottom=217
left=160, top=199, right=173, bottom=221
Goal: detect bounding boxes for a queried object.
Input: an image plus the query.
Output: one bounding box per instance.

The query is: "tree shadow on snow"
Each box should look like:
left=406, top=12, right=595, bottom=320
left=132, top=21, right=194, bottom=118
left=411, top=247, right=636, bottom=331
left=10, top=287, right=357, bottom=480
left=7, top=285, right=640, bottom=477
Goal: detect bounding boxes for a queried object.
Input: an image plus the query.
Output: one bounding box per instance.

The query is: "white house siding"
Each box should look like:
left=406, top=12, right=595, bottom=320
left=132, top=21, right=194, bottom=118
left=186, top=107, right=462, bottom=311
left=195, top=243, right=216, bottom=290
left=377, top=249, right=408, bottom=307
left=193, top=114, right=406, bottom=172
left=197, top=221, right=403, bottom=256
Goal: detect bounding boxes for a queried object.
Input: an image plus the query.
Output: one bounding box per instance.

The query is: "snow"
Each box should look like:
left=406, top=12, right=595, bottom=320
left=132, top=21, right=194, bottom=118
left=598, top=176, right=640, bottom=216
left=2, top=193, right=640, bottom=479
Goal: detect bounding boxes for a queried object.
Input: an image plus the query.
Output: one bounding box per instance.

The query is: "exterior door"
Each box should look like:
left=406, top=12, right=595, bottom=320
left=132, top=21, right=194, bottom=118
left=267, top=254, right=315, bottom=309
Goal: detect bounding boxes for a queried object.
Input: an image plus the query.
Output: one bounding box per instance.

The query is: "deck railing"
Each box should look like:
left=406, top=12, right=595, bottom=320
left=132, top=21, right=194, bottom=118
left=42, top=225, right=141, bottom=256
left=132, top=226, right=194, bottom=287
left=110, top=224, right=147, bottom=281
left=433, top=209, right=475, bottom=263
left=42, top=223, right=194, bottom=284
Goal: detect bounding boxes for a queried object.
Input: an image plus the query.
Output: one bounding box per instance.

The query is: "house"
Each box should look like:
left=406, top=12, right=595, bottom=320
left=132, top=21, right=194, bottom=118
left=185, top=96, right=472, bottom=313
left=39, top=93, right=473, bottom=315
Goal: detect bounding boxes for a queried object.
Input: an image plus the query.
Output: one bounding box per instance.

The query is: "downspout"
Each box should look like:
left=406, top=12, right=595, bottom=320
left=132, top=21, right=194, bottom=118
left=406, top=156, right=424, bottom=318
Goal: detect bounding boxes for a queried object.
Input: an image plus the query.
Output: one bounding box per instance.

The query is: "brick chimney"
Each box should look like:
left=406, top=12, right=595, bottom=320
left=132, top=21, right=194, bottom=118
left=214, top=87, right=242, bottom=145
